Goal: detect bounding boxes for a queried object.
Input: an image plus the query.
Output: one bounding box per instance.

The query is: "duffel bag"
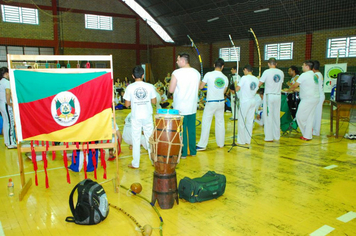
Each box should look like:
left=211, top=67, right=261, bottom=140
left=178, top=171, right=226, bottom=203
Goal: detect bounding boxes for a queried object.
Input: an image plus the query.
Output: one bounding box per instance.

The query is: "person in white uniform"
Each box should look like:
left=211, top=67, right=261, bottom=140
left=169, top=52, right=200, bottom=157
left=196, top=58, right=228, bottom=150
left=287, top=60, right=320, bottom=140
left=124, top=66, right=156, bottom=169
left=122, top=112, right=148, bottom=150
left=155, top=88, right=162, bottom=110
left=254, top=88, right=264, bottom=126
left=229, top=66, right=241, bottom=121
left=258, top=58, right=284, bottom=142
left=235, top=65, right=259, bottom=145
left=312, top=60, right=325, bottom=136
left=0, top=67, right=16, bottom=149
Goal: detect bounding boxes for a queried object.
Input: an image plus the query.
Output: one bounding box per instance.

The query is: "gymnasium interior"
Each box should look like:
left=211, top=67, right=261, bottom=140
left=0, top=0, right=355, bottom=235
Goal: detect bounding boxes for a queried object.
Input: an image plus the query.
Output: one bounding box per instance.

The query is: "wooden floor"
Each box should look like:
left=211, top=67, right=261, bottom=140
left=0, top=105, right=355, bottom=236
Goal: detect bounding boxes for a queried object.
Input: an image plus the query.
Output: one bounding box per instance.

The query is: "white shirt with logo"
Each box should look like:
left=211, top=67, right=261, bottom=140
left=123, top=81, right=156, bottom=120
left=259, top=68, right=284, bottom=94
left=203, top=70, right=228, bottom=101
left=298, top=70, right=320, bottom=100
left=172, top=67, right=200, bottom=115
left=315, top=71, right=325, bottom=99
left=238, top=74, right=259, bottom=102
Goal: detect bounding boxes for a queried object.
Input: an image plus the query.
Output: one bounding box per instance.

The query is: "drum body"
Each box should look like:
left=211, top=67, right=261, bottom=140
left=151, top=171, right=179, bottom=209
left=151, top=112, right=183, bottom=174
left=287, top=92, right=300, bottom=118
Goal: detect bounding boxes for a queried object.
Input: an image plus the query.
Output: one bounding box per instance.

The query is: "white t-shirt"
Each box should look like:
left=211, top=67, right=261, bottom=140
left=297, top=70, right=320, bottom=100
left=237, top=74, right=259, bottom=102
left=123, top=81, right=156, bottom=120
left=155, top=90, right=162, bottom=109
left=203, top=70, right=228, bottom=101
left=161, top=93, right=168, bottom=102
left=315, top=71, right=325, bottom=98
left=172, top=67, right=200, bottom=115
left=0, top=78, right=10, bottom=104
left=231, top=74, right=241, bottom=86
left=290, top=75, right=299, bottom=85
left=259, top=68, right=284, bottom=94
left=231, top=74, right=241, bottom=98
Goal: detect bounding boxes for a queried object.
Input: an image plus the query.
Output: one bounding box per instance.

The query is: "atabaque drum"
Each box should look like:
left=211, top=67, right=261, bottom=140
left=151, top=171, right=179, bottom=209
left=150, top=109, right=183, bottom=174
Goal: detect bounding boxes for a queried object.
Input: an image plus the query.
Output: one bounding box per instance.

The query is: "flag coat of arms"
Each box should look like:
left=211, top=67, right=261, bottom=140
left=10, top=70, right=113, bottom=142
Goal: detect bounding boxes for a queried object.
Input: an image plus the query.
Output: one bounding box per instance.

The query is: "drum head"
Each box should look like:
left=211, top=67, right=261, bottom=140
left=157, top=109, right=179, bottom=115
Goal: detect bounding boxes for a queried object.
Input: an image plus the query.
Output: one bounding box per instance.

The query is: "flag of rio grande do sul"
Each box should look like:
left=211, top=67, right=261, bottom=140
left=11, top=70, right=113, bottom=142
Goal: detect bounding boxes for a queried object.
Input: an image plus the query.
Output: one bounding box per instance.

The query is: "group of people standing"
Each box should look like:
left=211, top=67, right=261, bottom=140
left=0, top=55, right=326, bottom=170
left=166, top=55, right=325, bottom=159
left=286, top=60, right=325, bottom=140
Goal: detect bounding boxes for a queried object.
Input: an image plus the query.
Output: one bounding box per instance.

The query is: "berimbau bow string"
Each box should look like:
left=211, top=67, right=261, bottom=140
left=248, top=28, right=261, bottom=78
left=187, top=35, right=203, bottom=79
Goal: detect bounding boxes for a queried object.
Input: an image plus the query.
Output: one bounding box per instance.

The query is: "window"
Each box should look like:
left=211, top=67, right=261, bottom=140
left=219, top=47, right=240, bottom=62
left=327, top=37, right=356, bottom=58
left=264, top=42, right=293, bottom=60
left=0, top=46, right=54, bottom=68
left=122, top=0, right=174, bottom=43
left=1, top=4, right=39, bottom=25
left=85, top=14, right=112, bottom=31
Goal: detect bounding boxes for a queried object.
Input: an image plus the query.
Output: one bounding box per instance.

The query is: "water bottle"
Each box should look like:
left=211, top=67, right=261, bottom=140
left=8, top=178, right=14, bottom=197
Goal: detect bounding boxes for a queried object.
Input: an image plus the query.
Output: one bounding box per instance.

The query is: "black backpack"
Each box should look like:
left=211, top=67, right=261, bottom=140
left=65, top=179, right=109, bottom=225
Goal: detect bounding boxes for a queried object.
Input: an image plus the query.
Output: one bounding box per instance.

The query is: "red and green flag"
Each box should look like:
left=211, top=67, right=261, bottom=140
left=11, top=70, right=113, bottom=142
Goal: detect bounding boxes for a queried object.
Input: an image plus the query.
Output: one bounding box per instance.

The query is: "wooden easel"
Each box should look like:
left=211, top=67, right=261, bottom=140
left=7, top=55, right=119, bottom=201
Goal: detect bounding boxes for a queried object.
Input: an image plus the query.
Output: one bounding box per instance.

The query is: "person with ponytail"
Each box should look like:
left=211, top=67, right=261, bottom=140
left=0, top=67, right=17, bottom=149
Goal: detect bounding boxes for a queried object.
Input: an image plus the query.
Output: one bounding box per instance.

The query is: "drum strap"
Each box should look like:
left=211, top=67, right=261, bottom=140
left=156, top=128, right=177, bottom=132
left=154, top=172, right=176, bottom=178
left=156, top=156, right=178, bottom=160
left=153, top=189, right=178, bottom=195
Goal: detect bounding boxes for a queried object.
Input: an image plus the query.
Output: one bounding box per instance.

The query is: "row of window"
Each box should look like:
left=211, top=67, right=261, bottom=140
left=1, top=4, right=113, bottom=30
left=0, top=46, right=54, bottom=67
left=219, top=36, right=356, bottom=62
left=2, top=4, right=355, bottom=60
left=1, top=3, right=174, bottom=42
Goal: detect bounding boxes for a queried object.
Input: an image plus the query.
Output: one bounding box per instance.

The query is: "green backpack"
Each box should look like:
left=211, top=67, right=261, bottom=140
left=178, top=171, right=226, bottom=203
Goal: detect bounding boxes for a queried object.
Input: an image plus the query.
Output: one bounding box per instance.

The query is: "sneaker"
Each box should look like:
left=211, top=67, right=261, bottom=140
left=196, top=146, right=206, bottom=151
left=7, top=145, right=17, bottom=149
left=180, top=156, right=187, bottom=159
left=300, top=136, right=311, bottom=141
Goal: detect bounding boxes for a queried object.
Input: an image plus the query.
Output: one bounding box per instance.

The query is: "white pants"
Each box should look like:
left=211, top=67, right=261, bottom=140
left=122, top=125, right=148, bottom=150
left=238, top=99, right=256, bottom=144
left=263, top=94, right=281, bottom=141
left=197, top=101, right=225, bottom=148
left=131, top=118, right=153, bottom=168
left=312, top=94, right=325, bottom=136
left=296, top=98, right=319, bottom=140
left=0, top=102, right=16, bottom=146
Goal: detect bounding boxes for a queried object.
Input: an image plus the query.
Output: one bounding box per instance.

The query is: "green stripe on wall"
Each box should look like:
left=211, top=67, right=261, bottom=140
left=14, top=71, right=107, bottom=103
